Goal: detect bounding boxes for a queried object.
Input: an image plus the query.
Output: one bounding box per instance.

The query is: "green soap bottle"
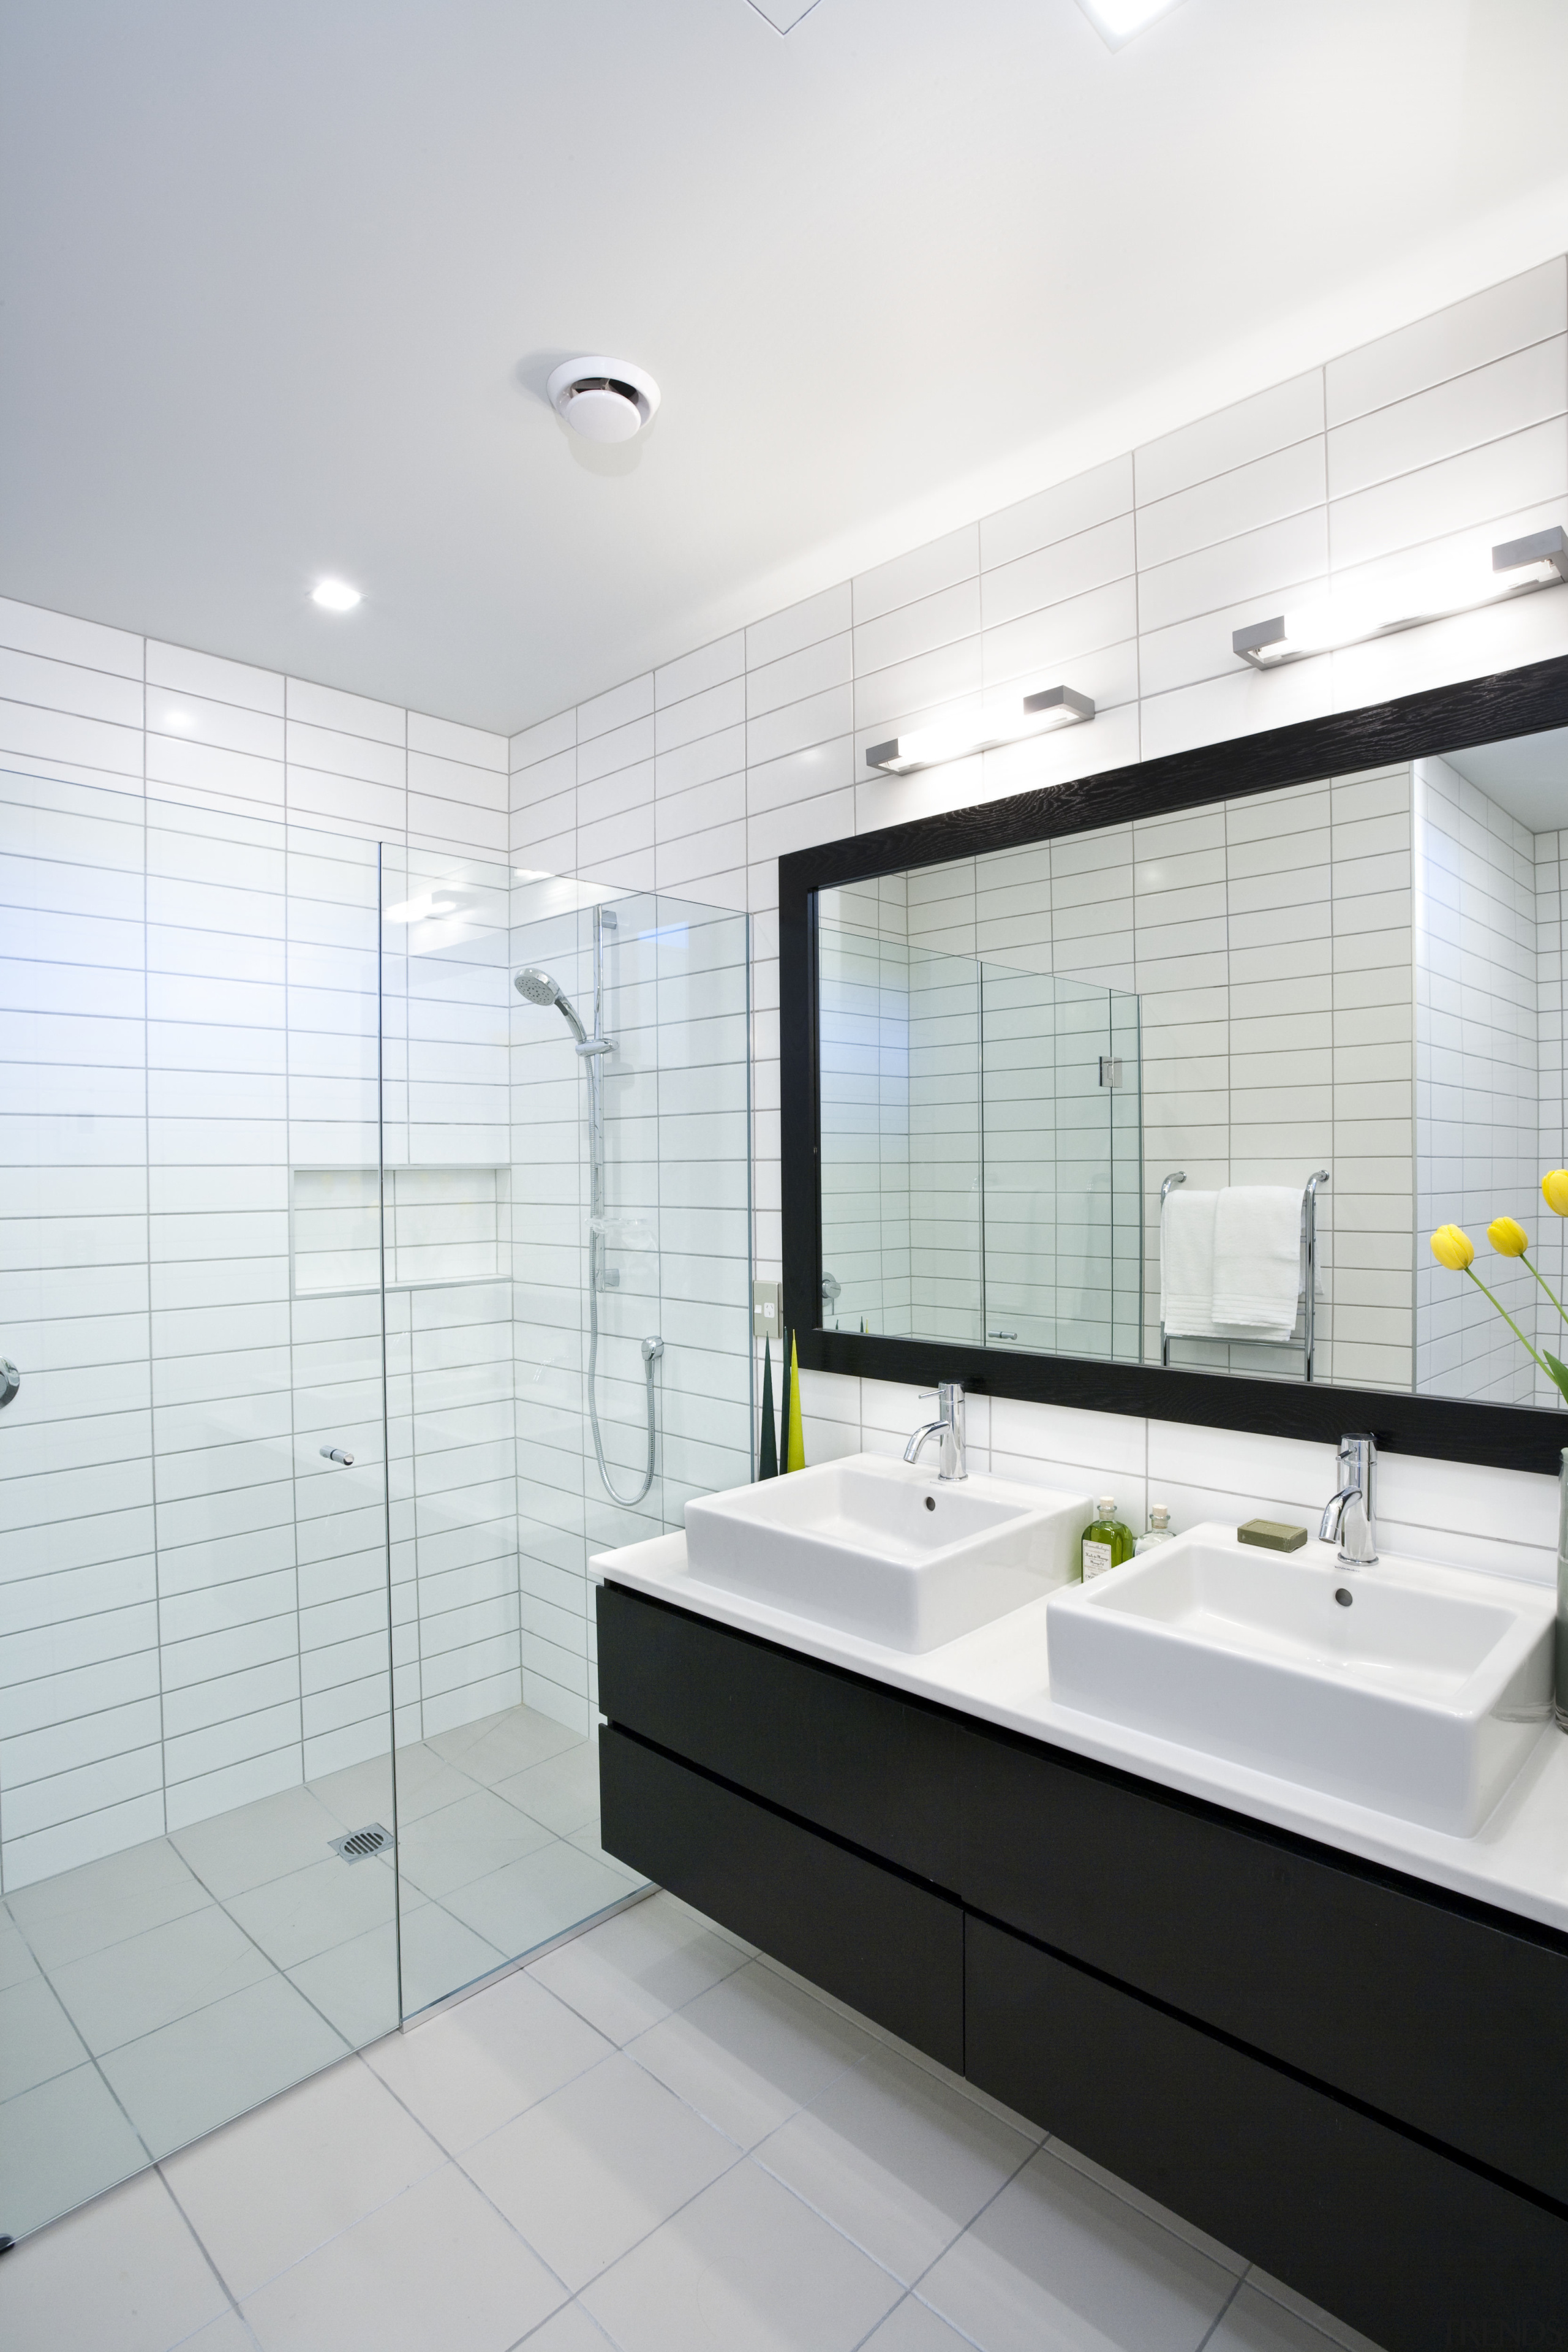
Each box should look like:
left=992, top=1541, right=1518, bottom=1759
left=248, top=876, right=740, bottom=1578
left=1081, top=1494, right=1135, bottom=1581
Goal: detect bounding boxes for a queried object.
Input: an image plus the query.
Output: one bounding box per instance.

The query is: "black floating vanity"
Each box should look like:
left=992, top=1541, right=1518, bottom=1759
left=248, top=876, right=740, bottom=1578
left=597, top=1579, right=1568, bottom=2352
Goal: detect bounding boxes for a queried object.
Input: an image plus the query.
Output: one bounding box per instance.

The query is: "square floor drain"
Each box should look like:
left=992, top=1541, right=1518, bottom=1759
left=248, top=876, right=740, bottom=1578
left=330, top=1822, right=393, bottom=1863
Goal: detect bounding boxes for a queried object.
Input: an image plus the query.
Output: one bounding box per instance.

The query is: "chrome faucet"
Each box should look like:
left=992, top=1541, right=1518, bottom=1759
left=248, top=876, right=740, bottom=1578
left=905, top=1382, right=967, bottom=1482
left=1320, top=1432, right=1378, bottom=1566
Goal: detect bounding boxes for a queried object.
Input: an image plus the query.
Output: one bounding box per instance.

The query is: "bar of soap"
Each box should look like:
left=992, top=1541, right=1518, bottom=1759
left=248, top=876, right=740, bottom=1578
left=1238, top=1518, right=1308, bottom=1553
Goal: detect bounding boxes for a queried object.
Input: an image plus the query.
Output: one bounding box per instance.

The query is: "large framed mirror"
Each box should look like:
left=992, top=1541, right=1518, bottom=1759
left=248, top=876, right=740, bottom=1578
left=780, top=654, right=1568, bottom=1471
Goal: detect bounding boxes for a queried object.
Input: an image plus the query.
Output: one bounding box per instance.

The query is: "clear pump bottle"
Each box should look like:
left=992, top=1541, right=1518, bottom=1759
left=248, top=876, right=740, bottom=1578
left=1136, top=1503, right=1174, bottom=1555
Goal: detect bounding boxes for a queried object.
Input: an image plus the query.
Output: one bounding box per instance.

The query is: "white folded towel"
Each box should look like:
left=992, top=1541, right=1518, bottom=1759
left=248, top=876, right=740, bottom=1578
left=1212, top=1185, right=1303, bottom=1340
left=1160, top=1188, right=1221, bottom=1337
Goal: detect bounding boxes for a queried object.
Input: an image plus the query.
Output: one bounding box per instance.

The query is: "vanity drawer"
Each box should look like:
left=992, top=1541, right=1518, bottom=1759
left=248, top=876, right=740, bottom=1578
left=599, top=1724, right=964, bottom=2069
left=965, top=1913, right=1568, bottom=2352
left=597, top=1582, right=965, bottom=1885
left=963, top=1730, right=1568, bottom=2206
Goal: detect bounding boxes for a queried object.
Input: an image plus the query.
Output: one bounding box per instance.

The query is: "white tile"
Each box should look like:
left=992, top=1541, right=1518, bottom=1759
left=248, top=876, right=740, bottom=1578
left=756, top=2044, right=1034, bottom=2283
left=407, top=710, right=507, bottom=770
left=1136, top=439, right=1326, bottom=573
left=1137, top=373, right=1325, bottom=507
left=1329, top=418, right=1568, bottom=572
left=510, top=709, right=575, bottom=770
left=0, top=646, right=144, bottom=728
left=576, top=715, right=654, bottom=785
left=576, top=674, right=652, bottom=743
left=747, top=584, right=852, bottom=672
left=579, top=2155, right=901, bottom=2352
left=238, top=2160, right=564, bottom=2352
left=146, top=641, right=285, bottom=715
left=627, top=1959, right=875, bottom=2149
left=0, top=2163, right=228, bottom=2351
left=855, top=582, right=979, bottom=680
left=0, top=699, right=143, bottom=778
left=0, top=596, right=142, bottom=679
left=1327, top=260, right=1568, bottom=426
left=161, top=2054, right=443, bottom=2299
left=459, top=2050, right=737, bottom=2290
left=284, top=678, right=404, bottom=747
left=982, top=515, right=1136, bottom=631
left=1137, top=509, right=1329, bottom=635
left=918, top=2144, right=1235, bottom=2352
left=854, top=527, right=978, bottom=627
left=1329, top=336, right=1567, bottom=501
left=365, top=1967, right=610, bottom=2151
left=656, top=633, right=745, bottom=710
left=526, top=1888, right=749, bottom=2042
left=981, top=456, right=1134, bottom=573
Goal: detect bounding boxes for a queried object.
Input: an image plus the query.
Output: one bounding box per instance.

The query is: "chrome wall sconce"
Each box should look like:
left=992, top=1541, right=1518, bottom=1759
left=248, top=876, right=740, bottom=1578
left=865, top=685, right=1095, bottom=776
left=1234, top=527, right=1568, bottom=669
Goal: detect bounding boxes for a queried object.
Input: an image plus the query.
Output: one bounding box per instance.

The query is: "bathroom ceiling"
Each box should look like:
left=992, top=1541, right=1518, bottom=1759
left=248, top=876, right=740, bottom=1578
left=2, top=0, right=1567, bottom=734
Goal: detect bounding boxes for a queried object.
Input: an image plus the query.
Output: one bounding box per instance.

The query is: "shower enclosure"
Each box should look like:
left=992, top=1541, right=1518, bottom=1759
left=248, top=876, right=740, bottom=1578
left=0, top=767, right=753, bottom=2239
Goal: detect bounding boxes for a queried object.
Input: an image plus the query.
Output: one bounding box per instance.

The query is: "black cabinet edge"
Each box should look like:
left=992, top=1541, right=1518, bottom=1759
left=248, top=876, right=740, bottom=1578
left=970, top=1909, right=1568, bottom=2228
left=603, top=1718, right=964, bottom=1906
left=601, top=1579, right=1568, bottom=1963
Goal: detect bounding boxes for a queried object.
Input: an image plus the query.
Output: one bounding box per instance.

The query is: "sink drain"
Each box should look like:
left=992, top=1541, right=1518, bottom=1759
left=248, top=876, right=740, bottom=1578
left=330, top=1822, right=393, bottom=1863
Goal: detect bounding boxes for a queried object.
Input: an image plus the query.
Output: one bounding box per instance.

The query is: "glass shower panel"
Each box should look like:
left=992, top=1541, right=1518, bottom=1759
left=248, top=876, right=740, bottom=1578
left=0, top=772, right=397, bottom=2243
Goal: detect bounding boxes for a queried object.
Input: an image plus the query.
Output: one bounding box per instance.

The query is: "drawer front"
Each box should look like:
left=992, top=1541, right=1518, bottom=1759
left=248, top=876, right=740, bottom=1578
left=963, top=1730, right=1568, bottom=2206
left=966, top=1915, right=1568, bottom=2352
left=597, top=1582, right=964, bottom=1885
left=600, top=1725, right=964, bottom=2070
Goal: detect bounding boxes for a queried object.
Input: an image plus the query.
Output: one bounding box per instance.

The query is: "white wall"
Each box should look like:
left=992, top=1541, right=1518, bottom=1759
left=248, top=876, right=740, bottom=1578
left=508, top=255, right=1568, bottom=1588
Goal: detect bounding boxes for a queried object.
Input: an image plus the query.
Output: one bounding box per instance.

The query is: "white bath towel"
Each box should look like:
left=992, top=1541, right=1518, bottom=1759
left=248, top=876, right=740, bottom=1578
left=1211, top=1185, right=1303, bottom=1340
left=1160, top=1188, right=1221, bottom=1337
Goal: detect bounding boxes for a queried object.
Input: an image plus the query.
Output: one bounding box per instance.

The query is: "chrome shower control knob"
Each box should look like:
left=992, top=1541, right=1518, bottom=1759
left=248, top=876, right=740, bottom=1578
left=0, top=1359, right=19, bottom=1409
left=319, top=1445, right=354, bottom=1466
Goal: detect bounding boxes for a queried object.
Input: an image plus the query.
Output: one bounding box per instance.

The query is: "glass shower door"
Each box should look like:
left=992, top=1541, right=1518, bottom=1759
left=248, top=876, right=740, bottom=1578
left=0, top=771, right=399, bottom=2241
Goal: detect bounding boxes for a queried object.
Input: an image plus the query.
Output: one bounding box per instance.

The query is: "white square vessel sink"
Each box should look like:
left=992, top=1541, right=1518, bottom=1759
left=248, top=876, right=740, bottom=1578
left=684, top=1453, right=1091, bottom=1651
left=1046, top=1525, right=1555, bottom=1834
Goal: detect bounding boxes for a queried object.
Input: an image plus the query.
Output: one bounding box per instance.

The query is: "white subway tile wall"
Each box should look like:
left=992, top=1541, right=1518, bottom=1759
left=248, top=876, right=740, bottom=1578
left=510, top=256, right=1568, bottom=1576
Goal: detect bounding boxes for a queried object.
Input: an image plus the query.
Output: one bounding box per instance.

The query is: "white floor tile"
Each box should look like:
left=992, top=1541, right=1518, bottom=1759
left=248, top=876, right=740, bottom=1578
left=578, top=2155, right=902, bottom=2352
left=161, top=2052, right=443, bottom=2299
left=49, top=1904, right=273, bottom=2054
left=425, top=1705, right=579, bottom=1788
left=1, top=2064, right=148, bottom=2237
left=916, top=2144, right=1236, bottom=2352
left=222, top=1853, right=397, bottom=1971
left=862, top=2299, right=982, bottom=2350
left=365, top=1965, right=611, bottom=2152
left=0, top=2164, right=228, bottom=2352
left=0, top=1972, right=89, bottom=2099
left=527, top=1890, right=749, bottom=2043
left=170, top=2314, right=257, bottom=2352
left=440, top=1837, right=638, bottom=1960
left=393, top=1894, right=509, bottom=2019
left=626, top=1960, right=876, bottom=2150
left=755, top=2045, right=1035, bottom=2283
left=0, top=1913, right=40, bottom=1991
left=519, top=2303, right=619, bottom=2349
left=98, top=1972, right=349, bottom=2157
left=6, top=1838, right=209, bottom=1971
left=459, top=2049, right=737, bottom=2291
left=172, top=1784, right=353, bottom=1901
left=494, top=1743, right=601, bottom=1836
left=1047, top=2135, right=1248, bottom=2275
left=284, top=1918, right=404, bottom=2046
left=1211, top=2282, right=1371, bottom=2352
left=238, top=2161, right=565, bottom=2352
left=394, top=1787, right=556, bottom=1899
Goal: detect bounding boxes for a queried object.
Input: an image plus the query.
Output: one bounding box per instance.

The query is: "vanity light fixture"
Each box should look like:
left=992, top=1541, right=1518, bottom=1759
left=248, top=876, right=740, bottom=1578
left=1074, top=0, right=1186, bottom=48
left=1233, top=527, right=1568, bottom=669
left=311, top=578, right=362, bottom=612
left=865, top=685, right=1095, bottom=776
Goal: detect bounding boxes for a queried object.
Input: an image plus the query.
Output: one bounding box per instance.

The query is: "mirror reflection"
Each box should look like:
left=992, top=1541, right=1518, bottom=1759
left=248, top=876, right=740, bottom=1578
left=816, top=721, right=1568, bottom=1405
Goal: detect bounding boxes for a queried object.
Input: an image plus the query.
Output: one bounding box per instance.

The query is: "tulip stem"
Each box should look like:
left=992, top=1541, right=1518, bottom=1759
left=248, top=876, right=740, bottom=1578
left=1464, top=1268, right=1553, bottom=1376
left=1519, top=1251, right=1568, bottom=1331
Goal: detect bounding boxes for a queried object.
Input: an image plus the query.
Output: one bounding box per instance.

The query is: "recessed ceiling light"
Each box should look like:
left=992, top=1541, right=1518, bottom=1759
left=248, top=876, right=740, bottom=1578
left=1075, top=0, right=1186, bottom=47
left=311, top=578, right=362, bottom=612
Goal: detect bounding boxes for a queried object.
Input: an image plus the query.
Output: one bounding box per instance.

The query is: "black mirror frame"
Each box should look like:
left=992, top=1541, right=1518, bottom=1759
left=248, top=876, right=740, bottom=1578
left=780, top=649, right=1568, bottom=1476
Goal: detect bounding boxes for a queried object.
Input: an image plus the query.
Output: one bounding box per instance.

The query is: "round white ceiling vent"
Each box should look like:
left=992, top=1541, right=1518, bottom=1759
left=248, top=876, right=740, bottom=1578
left=546, top=356, right=660, bottom=445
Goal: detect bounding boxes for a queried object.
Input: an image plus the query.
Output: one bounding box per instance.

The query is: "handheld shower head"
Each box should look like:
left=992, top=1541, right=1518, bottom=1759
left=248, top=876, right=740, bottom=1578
left=514, top=967, right=587, bottom=1044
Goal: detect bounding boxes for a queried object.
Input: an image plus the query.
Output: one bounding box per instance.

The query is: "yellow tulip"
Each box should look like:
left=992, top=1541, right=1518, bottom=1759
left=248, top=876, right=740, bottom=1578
left=1430, top=1224, right=1475, bottom=1272
left=1488, top=1217, right=1529, bottom=1257
left=1544, top=1171, right=1568, bottom=1217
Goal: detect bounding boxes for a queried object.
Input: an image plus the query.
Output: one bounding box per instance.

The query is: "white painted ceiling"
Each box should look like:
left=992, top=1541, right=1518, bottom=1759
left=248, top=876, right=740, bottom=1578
left=1450, top=728, right=1568, bottom=834
left=3, top=0, right=1568, bottom=733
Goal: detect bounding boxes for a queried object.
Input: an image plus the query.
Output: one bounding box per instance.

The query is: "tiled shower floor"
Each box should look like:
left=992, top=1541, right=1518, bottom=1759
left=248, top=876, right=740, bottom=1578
left=0, top=1704, right=644, bottom=2241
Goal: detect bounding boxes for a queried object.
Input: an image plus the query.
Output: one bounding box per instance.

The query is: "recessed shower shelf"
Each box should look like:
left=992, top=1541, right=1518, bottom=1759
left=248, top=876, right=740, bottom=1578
left=290, top=1164, right=510, bottom=1298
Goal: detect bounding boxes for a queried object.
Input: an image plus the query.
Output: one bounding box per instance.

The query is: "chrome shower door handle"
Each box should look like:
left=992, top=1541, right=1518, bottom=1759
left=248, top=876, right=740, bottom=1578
left=319, top=1445, right=354, bottom=1466
left=0, top=1359, right=19, bottom=1409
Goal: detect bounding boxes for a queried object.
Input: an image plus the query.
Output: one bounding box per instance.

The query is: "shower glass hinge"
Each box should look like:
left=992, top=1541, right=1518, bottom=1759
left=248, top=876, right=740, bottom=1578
left=1099, top=1056, right=1123, bottom=1088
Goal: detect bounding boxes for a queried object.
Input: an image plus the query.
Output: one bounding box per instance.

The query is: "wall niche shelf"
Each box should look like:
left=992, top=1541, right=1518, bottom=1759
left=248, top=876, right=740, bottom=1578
left=289, top=1164, right=511, bottom=1298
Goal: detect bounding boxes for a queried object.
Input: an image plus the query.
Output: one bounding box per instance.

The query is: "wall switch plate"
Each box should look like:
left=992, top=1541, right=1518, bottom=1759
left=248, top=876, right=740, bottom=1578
left=752, top=1280, right=782, bottom=1339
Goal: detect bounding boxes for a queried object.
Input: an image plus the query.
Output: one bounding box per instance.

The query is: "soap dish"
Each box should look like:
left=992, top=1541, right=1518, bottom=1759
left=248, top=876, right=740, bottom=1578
left=1237, top=1518, right=1308, bottom=1553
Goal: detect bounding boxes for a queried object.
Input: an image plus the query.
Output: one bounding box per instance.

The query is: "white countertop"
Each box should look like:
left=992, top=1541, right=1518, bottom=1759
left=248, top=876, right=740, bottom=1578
left=592, top=1526, right=1568, bottom=1940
